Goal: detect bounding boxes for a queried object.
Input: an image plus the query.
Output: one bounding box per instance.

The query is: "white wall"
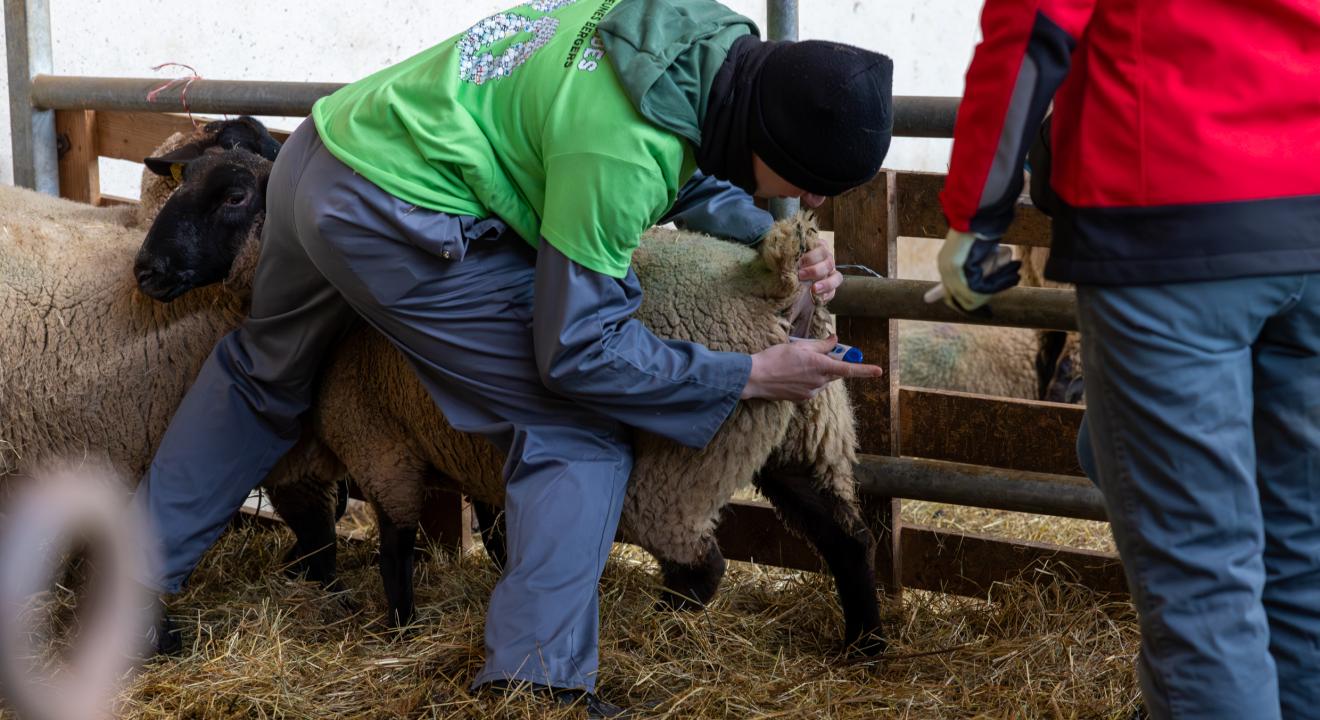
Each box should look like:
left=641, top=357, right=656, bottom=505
left=1, top=0, right=981, bottom=198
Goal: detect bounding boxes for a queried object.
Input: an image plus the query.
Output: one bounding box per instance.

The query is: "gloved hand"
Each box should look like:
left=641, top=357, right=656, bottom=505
left=935, top=228, right=1022, bottom=314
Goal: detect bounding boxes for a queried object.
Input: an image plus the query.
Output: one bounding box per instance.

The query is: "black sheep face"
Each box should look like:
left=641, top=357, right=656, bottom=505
left=134, top=117, right=279, bottom=302
left=1036, top=330, right=1085, bottom=404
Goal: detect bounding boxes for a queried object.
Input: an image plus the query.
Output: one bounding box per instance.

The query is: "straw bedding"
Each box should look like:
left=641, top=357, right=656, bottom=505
left=0, top=499, right=1140, bottom=720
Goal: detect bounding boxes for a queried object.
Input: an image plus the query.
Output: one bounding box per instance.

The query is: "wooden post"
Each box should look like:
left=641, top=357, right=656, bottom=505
left=55, top=109, right=100, bottom=205
left=833, top=170, right=903, bottom=595
left=418, top=487, right=473, bottom=554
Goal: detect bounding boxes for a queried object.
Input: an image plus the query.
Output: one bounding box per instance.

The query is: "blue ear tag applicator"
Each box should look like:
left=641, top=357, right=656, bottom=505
left=787, top=337, right=865, bottom=363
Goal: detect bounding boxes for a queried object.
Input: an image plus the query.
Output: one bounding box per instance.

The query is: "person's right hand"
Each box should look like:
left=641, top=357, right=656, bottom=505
left=741, top=336, right=884, bottom=401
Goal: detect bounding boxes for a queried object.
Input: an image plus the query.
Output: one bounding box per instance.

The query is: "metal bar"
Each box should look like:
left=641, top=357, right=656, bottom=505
left=30, top=75, right=961, bottom=137
left=5, top=0, right=58, bottom=193
left=31, top=75, right=346, bottom=117
left=830, top=277, right=1078, bottom=331
left=892, top=96, right=960, bottom=138
left=856, top=455, right=1106, bottom=522
left=766, top=0, right=799, bottom=220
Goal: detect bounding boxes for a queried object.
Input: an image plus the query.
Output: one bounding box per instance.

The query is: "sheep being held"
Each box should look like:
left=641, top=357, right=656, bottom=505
left=135, top=121, right=885, bottom=655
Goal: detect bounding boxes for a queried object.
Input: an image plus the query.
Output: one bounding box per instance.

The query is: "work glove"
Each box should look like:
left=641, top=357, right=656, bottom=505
left=934, top=228, right=1021, bottom=315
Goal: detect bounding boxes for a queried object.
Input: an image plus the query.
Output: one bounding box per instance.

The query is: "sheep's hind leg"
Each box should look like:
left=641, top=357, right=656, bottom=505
left=657, top=541, right=727, bottom=611
left=472, top=500, right=508, bottom=571
left=375, top=507, right=419, bottom=627
left=753, top=468, right=886, bottom=655
left=264, top=474, right=340, bottom=588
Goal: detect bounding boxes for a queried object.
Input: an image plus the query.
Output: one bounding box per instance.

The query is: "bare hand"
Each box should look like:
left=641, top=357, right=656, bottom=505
left=741, top=336, right=884, bottom=401
left=798, top=239, right=843, bottom=302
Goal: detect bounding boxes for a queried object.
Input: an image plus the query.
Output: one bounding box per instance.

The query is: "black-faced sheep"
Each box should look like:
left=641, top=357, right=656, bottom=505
left=0, top=118, right=347, bottom=587
left=136, top=121, right=885, bottom=654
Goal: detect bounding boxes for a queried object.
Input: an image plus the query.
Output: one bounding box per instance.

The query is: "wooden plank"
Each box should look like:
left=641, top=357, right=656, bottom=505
left=894, top=170, right=1053, bottom=247
left=96, top=194, right=136, bottom=208
left=832, top=170, right=902, bottom=594
left=713, top=499, right=825, bottom=572
left=418, top=487, right=473, bottom=553
left=834, top=171, right=899, bottom=456
left=94, top=111, right=292, bottom=163
left=899, top=387, right=1085, bottom=476
left=55, top=110, right=100, bottom=204
left=901, top=524, right=1127, bottom=599
left=712, top=503, right=1125, bottom=599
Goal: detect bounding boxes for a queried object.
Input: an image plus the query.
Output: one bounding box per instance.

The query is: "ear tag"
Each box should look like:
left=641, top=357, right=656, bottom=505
left=170, top=164, right=185, bottom=185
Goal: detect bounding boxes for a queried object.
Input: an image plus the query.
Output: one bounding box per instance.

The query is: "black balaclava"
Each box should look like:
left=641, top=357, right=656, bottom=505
left=699, top=36, right=894, bottom=197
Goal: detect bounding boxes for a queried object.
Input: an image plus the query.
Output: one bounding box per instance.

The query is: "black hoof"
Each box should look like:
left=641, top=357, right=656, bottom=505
left=657, top=544, right=726, bottom=612
left=844, top=626, right=888, bottom=657
left=656, top=588, right=707, bottom=612
left=281, top=545, right=310, bottom=578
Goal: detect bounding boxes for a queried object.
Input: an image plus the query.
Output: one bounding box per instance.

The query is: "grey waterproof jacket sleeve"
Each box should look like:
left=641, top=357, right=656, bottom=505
left=532, top=242, right=752, bottom=449
left=660, top=171, right=773, bottom=245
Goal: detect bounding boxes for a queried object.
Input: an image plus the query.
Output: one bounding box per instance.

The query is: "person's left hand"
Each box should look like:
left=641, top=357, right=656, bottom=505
left=798, top=238, right=843, bottom=302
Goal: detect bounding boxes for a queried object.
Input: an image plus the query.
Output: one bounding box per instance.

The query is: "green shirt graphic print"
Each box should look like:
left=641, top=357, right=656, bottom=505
left=312, top=0, right=697, bottom=278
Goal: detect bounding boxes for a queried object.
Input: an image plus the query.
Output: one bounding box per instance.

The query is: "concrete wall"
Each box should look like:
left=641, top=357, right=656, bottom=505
left=1, top=0, right=982, bottom=197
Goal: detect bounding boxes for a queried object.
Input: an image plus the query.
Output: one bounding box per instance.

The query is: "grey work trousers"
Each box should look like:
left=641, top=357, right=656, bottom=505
left=131, top=118, right=733, bottom=690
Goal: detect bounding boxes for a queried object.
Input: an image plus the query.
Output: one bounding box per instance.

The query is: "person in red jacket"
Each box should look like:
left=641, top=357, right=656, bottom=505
left=935, top=2, right=1320, bottom=718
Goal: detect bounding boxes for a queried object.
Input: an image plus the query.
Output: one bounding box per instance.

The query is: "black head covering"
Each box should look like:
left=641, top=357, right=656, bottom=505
left=698, top=36, right=894, bottom=197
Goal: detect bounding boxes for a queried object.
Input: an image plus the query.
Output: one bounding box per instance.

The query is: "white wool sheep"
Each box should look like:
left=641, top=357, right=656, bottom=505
left=0, top=122, right=345, bottom=584
left=894, top=236, right=1080, bottom=403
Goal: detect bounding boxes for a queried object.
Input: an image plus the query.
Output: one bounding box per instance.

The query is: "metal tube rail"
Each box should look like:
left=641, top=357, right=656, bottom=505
left=891, top=96, right=960, bottom=138
left=856, top=455, right=1108, bottom=522
left=830, top=278, right=1078, bottom=332
left=30, top=75, right=347, bottom=118
left=29, top=75, right=962, bottom=139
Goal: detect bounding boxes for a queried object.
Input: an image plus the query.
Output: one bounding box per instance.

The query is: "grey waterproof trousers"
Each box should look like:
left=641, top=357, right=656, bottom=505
left=132, top=119, right=763, bottom=690
left=1075, top=274, right=1320, bottom=719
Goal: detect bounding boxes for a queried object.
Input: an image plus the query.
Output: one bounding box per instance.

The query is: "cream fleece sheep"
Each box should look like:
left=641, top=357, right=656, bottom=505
left=319, top=216, right=854, bottom=557
left=306, top=215, right=879, bottom=647
left=0, top=128, right=343, bottom=578
left=890, top=237, right=1046, bottom=400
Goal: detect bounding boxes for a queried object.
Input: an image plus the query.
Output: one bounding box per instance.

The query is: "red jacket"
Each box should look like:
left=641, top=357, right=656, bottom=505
left=940, top=0, right=1320, bottom=284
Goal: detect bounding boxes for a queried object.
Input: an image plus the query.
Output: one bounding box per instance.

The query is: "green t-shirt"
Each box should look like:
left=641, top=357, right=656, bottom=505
left=312, top=0, right=697, bottom=278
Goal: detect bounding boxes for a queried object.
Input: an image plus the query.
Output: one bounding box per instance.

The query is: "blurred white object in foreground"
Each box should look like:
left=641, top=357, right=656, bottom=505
left=0, top=464, right=154, bottom=720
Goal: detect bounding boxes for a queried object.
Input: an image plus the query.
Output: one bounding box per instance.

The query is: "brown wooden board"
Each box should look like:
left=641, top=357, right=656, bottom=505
left=418, top=487, right=473, bottom=553
left=708, top=502, right=1125, bottom=599
left=832, top=170, right=903, bottom=593
left=894, top=171, right=1053, bottom=247
left=96, top=194, right=136, bottom=207
left=94, top=111, right=291, bottom=163
left=711, top=500, right=826, bottom=572
left=901, top=523, right=1127, bottom=599
left=898, top=387, right=1085, bottom=476
left=55, top=110, right=100, bottom=205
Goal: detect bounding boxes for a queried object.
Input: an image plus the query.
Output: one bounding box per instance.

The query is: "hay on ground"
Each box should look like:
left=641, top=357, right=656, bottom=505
left=0, top=501, right=1142, bottom=720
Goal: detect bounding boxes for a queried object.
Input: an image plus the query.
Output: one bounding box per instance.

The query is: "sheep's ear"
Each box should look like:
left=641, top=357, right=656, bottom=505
left=143, top=143, right=206, bottom=178
left=212, top=116, right=282, bottom=162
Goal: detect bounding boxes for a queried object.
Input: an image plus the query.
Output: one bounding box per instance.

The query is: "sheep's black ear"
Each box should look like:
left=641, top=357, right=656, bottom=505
left=143, top=142, right=206, bottom=178
left=212, top=116, right=282, bottom=163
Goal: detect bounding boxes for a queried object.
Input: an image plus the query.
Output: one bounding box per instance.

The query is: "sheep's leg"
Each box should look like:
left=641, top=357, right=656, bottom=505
left=753, top=468, right=886, bottom=655
left=263, top=474, right=340, bottom=588
left=657, top=541, right=727, bottom=611
left=472, top=500, right=508, bottom=571
left=375, top=508, right=419, bottom=627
